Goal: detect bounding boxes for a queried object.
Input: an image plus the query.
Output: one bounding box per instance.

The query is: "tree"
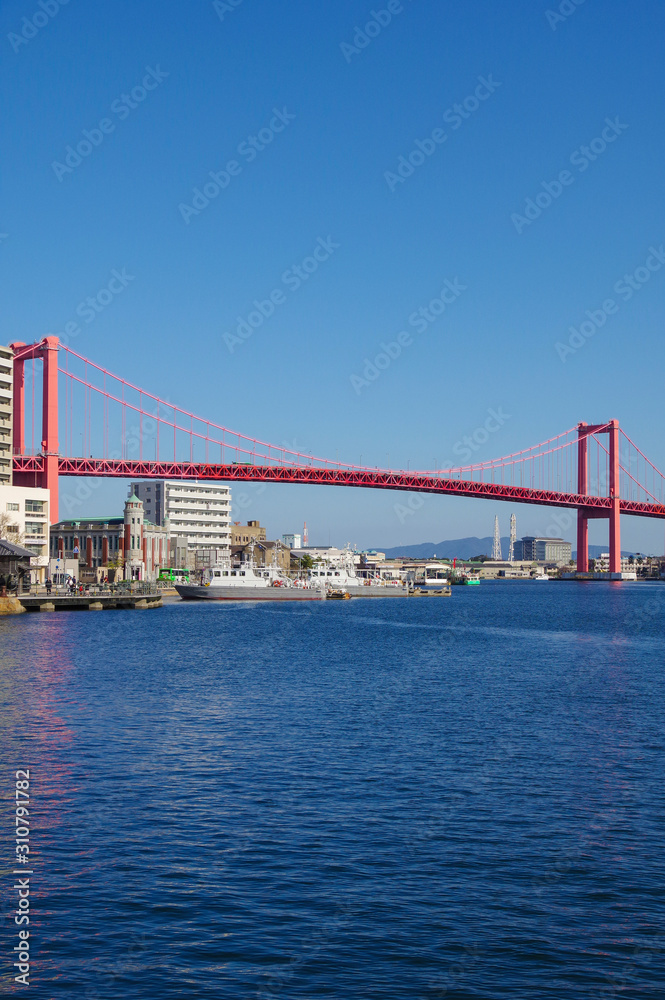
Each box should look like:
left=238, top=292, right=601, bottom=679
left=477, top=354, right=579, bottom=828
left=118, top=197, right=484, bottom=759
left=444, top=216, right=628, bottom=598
left=0, top=512, right=25, bottom=545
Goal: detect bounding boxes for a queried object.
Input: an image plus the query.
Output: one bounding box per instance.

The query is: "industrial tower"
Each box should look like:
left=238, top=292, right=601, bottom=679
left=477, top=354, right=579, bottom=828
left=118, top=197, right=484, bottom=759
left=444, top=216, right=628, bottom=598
left=508, top=514, right=516, bottom=563
left=492, top=515, right=502, bottom=561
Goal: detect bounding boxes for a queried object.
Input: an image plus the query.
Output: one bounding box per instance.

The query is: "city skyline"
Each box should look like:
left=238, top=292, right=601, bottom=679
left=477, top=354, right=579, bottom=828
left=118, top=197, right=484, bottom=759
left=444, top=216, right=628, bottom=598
left=4, top=0, right=665, bottom=550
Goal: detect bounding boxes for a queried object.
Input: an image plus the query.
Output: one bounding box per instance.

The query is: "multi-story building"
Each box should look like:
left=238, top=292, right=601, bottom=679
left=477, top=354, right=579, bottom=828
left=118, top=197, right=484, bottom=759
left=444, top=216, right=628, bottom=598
left=282, top=533, right=302, bottom=549
left=231, top=520, right=266, bottom=546
left=231, top=538, right=291, bottom=574
left=49, top=495, right=169, bottom=582
left=130, top=480, right=231, bottom=567
left=0, top=484, right=50, bottom=583
left=0, top=345, right=14, bottom=485
left=593, top=552, right=635, bottom=574
left=513, top=537, right=572, bottom=565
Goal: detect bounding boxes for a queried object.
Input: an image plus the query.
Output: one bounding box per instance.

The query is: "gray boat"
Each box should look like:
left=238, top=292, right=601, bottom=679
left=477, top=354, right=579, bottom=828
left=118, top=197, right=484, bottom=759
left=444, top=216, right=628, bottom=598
left=176, top=563, right=325, bottom=602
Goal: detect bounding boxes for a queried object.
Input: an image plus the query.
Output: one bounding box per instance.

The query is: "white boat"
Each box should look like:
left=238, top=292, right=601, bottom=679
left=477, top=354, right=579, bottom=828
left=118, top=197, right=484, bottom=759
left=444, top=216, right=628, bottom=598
left=421, top=564, right=451, bottom=587
left=305, top=550, right=408, bottom=597
left=176, top=562, right=325, bottom=601
left=531, top=571, right=550, bottom=581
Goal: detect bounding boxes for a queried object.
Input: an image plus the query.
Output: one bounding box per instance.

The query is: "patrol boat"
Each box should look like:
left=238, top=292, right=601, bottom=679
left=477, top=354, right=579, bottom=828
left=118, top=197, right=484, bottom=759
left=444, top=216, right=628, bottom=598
left=176, top=562, right=325, bottom=601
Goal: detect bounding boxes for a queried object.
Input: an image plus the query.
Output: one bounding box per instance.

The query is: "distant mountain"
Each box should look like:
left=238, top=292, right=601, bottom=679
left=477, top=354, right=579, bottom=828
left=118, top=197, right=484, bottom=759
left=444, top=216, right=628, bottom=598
left=379, top=538, right=638, bottom=560
left=381, top=537, right=505, bottom=560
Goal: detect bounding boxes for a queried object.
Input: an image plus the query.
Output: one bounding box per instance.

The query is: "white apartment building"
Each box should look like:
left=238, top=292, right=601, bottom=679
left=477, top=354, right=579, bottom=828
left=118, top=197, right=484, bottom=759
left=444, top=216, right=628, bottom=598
left=129, top=480, right=231, bottom=565
left=0, top=484, right=50, bottom=583
left=0, top=345, right=14, bottom=485
left=594, top=552, right=636, bottom=574
left=282, top=533, right=302, bottom=549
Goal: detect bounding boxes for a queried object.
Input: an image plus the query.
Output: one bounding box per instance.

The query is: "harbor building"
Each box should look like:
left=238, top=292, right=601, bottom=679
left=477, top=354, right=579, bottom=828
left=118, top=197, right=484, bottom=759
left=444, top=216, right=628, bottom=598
left=232, top=538, right=291, bottom=574
left=130, top=480, right=231, bottom=568
left=49, top=494, right=169, bottom=582
left=231, top=520, right=266, bottom=546
left=230, top=522, right=290, bottom=573
left=513, top=537, right=572, bottom=565
left=0, top=345, right=13, bottom=485
left=282, top=533, right=302, bottom=549
left=0, top=484, right=50, bottom=583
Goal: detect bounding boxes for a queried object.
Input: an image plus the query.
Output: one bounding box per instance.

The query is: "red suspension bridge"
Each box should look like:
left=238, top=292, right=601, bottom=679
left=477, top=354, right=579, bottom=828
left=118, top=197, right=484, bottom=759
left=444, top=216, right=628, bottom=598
left=9, top=337, right=665, bottom=574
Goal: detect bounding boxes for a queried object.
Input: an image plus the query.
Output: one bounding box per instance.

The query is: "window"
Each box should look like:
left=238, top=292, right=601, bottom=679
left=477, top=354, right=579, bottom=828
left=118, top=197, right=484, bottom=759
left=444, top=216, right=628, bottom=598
left=25, top=500, right=45, bottom=512
left=25, top=522, right=44, bottom=535
left=6, top=502, right=18, bottom=511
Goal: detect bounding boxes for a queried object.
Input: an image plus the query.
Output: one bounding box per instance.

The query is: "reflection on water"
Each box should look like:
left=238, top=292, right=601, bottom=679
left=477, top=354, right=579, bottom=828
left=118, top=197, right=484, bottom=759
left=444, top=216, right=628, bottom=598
left=0, top=582, right=664, bottom=999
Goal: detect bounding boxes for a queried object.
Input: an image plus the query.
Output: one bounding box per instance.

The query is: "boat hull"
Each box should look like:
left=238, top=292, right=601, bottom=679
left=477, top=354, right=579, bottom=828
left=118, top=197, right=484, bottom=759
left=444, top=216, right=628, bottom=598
left=175, top=584, right=325, bottom=602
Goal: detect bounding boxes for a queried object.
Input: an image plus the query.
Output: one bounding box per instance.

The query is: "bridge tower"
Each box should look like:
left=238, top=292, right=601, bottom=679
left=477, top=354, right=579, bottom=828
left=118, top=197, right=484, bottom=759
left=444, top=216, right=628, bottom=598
left=8, top=337, right=60, bottom=523
left=576, top=420, right=621, bottom=575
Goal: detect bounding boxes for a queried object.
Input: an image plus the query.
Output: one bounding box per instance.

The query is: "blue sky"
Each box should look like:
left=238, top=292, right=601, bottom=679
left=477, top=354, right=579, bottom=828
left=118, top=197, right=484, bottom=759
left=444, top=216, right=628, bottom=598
left=3, top=0, right=665, bottom=551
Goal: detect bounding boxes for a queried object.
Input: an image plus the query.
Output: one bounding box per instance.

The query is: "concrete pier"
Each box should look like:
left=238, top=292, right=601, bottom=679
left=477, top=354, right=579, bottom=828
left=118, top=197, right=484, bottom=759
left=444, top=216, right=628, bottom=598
left=18, top=594, right=163, bottom=612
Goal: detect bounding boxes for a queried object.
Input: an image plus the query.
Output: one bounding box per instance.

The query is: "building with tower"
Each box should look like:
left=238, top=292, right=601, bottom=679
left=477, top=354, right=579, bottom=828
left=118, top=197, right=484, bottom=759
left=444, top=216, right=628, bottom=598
left=49, top=494, right=169, bottom=582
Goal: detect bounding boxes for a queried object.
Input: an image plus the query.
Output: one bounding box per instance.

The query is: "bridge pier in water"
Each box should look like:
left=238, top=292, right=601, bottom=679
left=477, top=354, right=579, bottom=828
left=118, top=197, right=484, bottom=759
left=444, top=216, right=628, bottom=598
left=576, top=420, right=621, bottom=574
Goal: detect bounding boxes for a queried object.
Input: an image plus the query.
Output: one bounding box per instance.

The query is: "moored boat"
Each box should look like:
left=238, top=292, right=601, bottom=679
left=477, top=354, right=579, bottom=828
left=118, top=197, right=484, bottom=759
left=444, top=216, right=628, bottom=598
left=305, top=550, right=408, bottom=597
left=176, top=563, right=325, bottom=601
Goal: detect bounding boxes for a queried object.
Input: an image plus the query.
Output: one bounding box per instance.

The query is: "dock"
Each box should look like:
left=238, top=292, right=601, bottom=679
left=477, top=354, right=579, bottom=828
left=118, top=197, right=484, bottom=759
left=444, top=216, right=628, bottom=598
left=17, top=593, right=163, bottom=612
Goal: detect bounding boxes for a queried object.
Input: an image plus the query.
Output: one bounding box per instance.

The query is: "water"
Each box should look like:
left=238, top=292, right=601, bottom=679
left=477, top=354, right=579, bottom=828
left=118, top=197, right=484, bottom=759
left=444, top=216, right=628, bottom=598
left=1, top=582, right=664, bottom=998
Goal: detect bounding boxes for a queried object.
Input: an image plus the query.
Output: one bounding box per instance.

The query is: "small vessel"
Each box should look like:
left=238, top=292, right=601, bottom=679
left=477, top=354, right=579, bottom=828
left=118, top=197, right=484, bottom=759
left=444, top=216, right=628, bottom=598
left=305, top=548, right=408, bottom=597
left=531, top=570, right=550, bottom=581
left=411, top=563, right=451, bottom=588
left=326, top=588, right=351, bottom=600
left=176, top=561, right=325, bottom=601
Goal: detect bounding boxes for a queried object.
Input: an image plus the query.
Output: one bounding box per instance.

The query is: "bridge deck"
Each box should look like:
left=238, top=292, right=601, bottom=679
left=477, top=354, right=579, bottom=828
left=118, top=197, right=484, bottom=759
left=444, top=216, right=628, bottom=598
left=13, top=457, right=665, bottom=519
